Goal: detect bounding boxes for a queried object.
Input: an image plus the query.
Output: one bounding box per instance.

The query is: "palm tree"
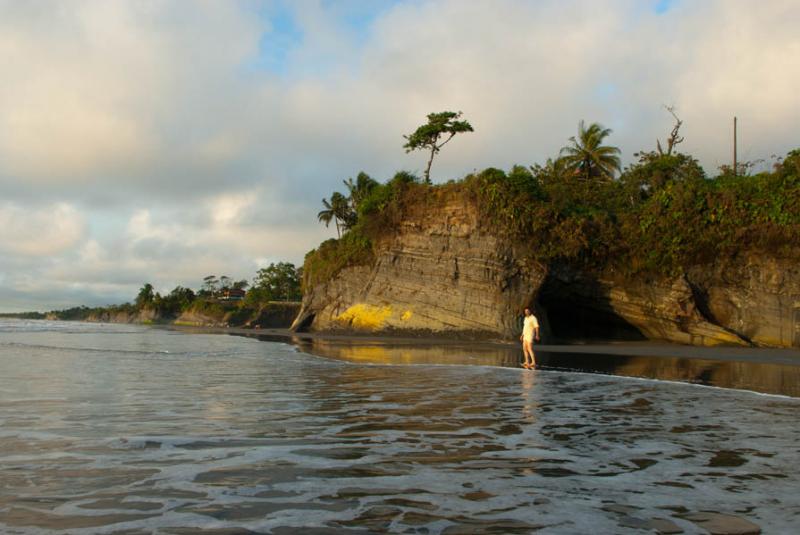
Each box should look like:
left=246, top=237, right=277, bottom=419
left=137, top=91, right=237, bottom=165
left=330, top=191, right=356, bottom=231
left=135, top=283, right=155, bottom=308
left=317, top=197, right=339, bottom=237
left=317, top=192, right=355, bottom=238
left=343, top=171, right=378, bottom=212
left=560, top=121, right=621, bottom=181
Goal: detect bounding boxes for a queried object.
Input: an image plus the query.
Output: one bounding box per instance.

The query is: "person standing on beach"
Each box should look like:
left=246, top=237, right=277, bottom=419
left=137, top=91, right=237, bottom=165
left=520, top=308, right=540, bottom=369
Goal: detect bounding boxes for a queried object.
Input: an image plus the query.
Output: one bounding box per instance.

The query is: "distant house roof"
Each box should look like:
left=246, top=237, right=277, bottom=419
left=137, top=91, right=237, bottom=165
left=219, top=288, right=246, bottom=300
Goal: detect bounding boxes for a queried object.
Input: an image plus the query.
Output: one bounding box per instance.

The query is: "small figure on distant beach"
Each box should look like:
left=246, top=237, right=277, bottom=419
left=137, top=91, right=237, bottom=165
left=520, top=307, right=540, bottom=369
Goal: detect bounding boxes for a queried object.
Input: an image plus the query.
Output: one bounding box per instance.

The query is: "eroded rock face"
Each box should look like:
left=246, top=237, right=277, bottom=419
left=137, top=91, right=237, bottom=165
left=173, top=310, right=227, bottom=328
left=292, top=195, right=546, bottom=339
left=85, top=308, right=159, bottom=324
left=687, top=254, right=800, bottom=348
left=544, top=265, right=750, bottom=347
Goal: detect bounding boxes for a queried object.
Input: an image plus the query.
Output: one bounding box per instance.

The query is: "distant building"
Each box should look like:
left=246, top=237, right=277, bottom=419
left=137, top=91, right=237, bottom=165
left=218, top=288, right=246, bottom=301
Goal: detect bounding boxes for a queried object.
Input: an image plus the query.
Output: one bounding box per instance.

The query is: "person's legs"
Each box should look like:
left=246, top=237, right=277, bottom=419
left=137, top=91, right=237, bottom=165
left=528, top=340, right=537, bottom=368
left=522, top=339, right=534, bottom=368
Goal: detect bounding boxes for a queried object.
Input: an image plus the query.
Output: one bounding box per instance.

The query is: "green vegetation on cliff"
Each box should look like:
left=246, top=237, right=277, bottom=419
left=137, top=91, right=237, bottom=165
left=305, top=116, right=800, bottom=286
left=304, top=170, right=419, bottom=289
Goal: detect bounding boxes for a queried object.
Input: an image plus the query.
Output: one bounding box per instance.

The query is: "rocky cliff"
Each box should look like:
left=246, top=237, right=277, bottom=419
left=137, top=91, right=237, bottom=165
left=85, top=308, right=160, bottom=324
left=686, top=255, right=800, bottom=347
left=293, top=194, right=545, bottom=340
left=293, top=190, right=800, bottom=348
left=541, top=265, right=749, bottom=346
left=82, top=303, right=301, bottom=329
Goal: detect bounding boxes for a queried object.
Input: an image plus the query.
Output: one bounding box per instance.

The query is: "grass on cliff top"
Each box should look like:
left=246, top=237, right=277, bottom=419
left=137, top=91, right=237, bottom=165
left=303, top=149, right=800, bottom=288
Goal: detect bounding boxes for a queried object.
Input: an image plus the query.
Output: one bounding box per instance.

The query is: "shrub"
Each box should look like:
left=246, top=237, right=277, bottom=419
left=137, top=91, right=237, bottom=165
left=307, top=148, right=800, bottom=285
left=302, top=231, right=374, bottom=291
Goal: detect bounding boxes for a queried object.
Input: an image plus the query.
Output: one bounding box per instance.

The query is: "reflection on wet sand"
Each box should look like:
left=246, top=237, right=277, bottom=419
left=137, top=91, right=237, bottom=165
left=273, top=336, right=800, bottom=397
left=286, top=337, right=520, bottom=367
left=538, top=352, right=800, bottom=398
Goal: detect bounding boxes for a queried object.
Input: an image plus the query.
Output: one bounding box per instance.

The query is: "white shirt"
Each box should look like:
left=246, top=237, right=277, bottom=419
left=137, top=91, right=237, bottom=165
left=522, top=315, right=539, bottom=341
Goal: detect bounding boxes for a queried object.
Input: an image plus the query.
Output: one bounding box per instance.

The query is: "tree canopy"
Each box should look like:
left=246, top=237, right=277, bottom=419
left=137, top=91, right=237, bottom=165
left=201, top=275, right=219, bottom=295
left=252, top=262, right=302, bottom=302
left=343, top=172, right=378, bottom=212
left=135, top=283, right=155, bottom=308
left=403, top=111, right=473, bottom=183
left=318, top=172, right=378, bottom=238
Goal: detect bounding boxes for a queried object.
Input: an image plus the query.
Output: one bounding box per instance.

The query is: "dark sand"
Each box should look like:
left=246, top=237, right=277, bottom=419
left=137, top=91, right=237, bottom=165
left=164, top=326, right=800, bottom=366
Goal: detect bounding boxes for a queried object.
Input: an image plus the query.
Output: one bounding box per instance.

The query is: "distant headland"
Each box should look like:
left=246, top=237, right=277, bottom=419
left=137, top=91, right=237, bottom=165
left=0, top=265, right=302, bottom=330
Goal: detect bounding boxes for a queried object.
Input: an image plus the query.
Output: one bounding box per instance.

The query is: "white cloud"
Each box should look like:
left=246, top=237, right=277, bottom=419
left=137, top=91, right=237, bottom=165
left=209, top=192, right=258, bottom=226
left=0, top=202, right=86, bottom=256
left=22, top=191, right=331, bottom=306
left=0, top=0, right=260, bottom=185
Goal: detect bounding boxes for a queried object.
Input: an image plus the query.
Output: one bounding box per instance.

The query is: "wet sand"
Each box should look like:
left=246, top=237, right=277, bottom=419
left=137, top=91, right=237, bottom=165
left=164, top=325, right=800, bottom=365
left=153, top=325, right=800, bottom=397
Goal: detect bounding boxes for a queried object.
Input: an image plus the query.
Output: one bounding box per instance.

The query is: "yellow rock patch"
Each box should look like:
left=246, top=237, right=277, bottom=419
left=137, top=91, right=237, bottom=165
left=337, top=303, right=393, bottom=330
left=401, top=310, right=413, bottom=321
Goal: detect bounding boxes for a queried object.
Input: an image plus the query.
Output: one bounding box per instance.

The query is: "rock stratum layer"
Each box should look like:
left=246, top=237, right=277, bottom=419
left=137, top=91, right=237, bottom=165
left=293, top=192, right=800, bottom=348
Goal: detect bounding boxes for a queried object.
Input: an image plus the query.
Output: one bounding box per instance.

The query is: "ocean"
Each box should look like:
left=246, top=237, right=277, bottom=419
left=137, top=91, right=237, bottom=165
left=1, top=319, right=798, bottom=533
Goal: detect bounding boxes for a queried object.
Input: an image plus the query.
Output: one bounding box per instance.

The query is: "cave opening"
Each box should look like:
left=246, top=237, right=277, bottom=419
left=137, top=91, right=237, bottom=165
left=538, top=280, right=647, bottom=343
left=293, top=312, right=316, bottom=332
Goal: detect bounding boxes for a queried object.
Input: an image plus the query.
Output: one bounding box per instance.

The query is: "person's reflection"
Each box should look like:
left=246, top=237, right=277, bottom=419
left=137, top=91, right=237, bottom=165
left=520, top=369, right=538, bottom=423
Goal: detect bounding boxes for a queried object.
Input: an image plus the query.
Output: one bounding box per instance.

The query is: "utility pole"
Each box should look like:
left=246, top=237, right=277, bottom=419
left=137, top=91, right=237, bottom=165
left=733, top=116, right=738, bottom=177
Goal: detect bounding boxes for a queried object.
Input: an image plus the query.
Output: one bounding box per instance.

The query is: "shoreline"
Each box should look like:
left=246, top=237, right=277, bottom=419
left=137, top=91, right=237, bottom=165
left=8, top=317, right=800, bottom=365
left=159, top=325, right=800, bottom=397
left=159, top=324, right=800, bottom=366
left=6, top=318, right=800, bottom=396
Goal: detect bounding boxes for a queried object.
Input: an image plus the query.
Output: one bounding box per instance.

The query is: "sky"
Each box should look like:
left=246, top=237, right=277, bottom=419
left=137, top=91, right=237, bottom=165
left=0, top=0, right=798, bottom=312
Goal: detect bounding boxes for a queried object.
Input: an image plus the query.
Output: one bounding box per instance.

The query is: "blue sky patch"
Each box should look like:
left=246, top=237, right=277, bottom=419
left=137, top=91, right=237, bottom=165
left=654, top=0, right=677, bottom=14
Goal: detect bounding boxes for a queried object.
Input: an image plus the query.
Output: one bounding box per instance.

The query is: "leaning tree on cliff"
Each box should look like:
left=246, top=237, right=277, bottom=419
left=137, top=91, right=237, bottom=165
left=560, top=120, right=621, bottom=181
left=403, top=111, right=474, bottom=184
